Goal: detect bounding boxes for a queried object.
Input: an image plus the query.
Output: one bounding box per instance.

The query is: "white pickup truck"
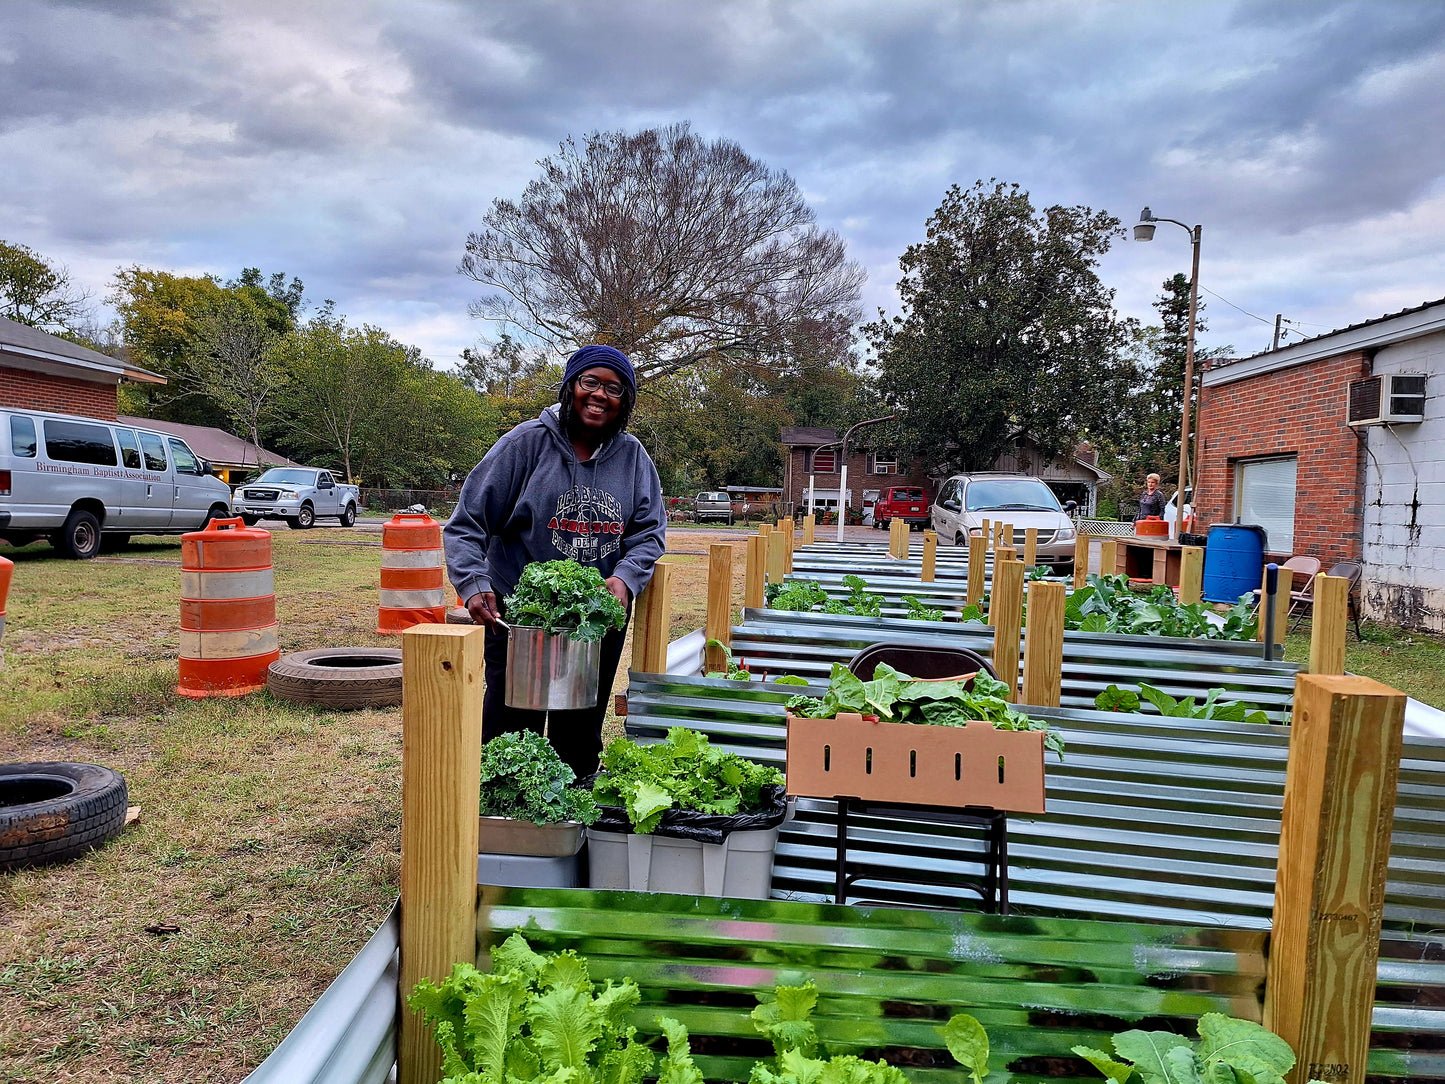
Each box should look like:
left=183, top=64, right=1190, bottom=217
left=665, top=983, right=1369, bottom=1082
left=232, top=467, right=360, bottom=529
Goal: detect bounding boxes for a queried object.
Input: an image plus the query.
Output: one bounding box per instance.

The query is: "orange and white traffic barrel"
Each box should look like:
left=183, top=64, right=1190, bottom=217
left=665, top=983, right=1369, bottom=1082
left=177, top=517, right=279, bottom=698
left=377, top=513, right=447, bottom=633
left=0, top=554, right=13, bottom=650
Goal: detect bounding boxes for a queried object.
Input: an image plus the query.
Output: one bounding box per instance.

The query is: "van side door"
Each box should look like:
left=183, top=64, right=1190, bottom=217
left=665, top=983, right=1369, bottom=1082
left=167, top=438, right=212, bottom=527
left=137, top=431, right=176, bottom=526
left=112, top=427, right=154, bottom=529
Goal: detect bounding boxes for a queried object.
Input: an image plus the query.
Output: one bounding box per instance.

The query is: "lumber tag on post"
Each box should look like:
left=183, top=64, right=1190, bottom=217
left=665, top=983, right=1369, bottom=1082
left=802, top=515, right=815, bottom=545
left=967, top=534, right=986, bottom=608
left=400, top=625, right=486, bottom=1084
left=1074, top=533, right=1089, bottom=589
left=1310, top=574, right=1349, bottom=675
left=704, top=543, right=733, bottom=672
left=1023, top=527, right=1038, bottom=569
left=1099, top=538, right=1118, bottom=578
left=635, top=560, right=672, bottom=673
left=1263, top=673, right=1405, bottom=1084
left=744, top=536, right=767, bottom=609
left=921, top=530, right=937, bottom=583
left=1179, top=545, right=1204, bottom=605
left=1021, top=580, right=1065, bottom=707
left=989, top=559, right=1025, bottom=701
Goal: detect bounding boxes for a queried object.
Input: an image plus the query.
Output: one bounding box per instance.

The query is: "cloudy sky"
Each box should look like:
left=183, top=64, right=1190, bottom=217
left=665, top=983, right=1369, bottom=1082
left=4, top=0, right=1444, bottom=368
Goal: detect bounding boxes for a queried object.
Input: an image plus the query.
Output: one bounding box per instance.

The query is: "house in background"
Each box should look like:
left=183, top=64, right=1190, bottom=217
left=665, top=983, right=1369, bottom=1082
left=779, top=428, right=1110, bottom=519
left=1194, top=296, right=1445, bottom=631
left=0, top=315, right=163, bottom=420
left=117, top=416, right=303, bottom=484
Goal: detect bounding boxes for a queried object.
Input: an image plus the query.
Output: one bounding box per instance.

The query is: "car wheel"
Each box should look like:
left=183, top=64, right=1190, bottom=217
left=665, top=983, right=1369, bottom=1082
left=955, top=532, right=966, bottom=547
left=293, top=503, right=315, bottom=530
left=0, top=762, right=128, bottom=871
left=55, top=509, right=102, bottom=559
left=340, top=503, right=357, bottom=527
left=267, top=648, right=404, bottom=709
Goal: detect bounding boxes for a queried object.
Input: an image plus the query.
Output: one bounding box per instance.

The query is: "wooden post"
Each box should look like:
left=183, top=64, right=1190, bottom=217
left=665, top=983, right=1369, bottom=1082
left=997, top=546, right=1017, bottom=564
left=803, top=515, right=815, bottom=545
left=1023, top=527, right=1038, bottom=569
left=1273, top=570, right=1292, bottom=648
left=1263, top=674, right=1405, bottom=1084
left=782, top=518, right=795, bottom=573
left=921, top=530, right=937, bottom=583
left=999, top=522, right=1013, bottom=549
left=1179, top=545, right=1204, bottom=605
left=1310, top=574, right=1350, bottom=676
left=704, top=543, right=733, bottom=673
left=1020, top=580, right=1065, bottom=707
left=981, top=519, right=991, bottom=551
left=967, top=534, right=986, bottom=609
left=745, top=536, right=767, bottom=610
left=1074, top=532, right=1089, bottom=589
left=400, top=625, right=486, bottom=1084
left=767, top=527, right=787, bottom=585
left=1099, top=538, right=1118, bottom=578
left=633, top=560, right=672, bottom=673
left=759, top=522, right=772, bottom=541
left=989, top=559, right=1025, bottom=700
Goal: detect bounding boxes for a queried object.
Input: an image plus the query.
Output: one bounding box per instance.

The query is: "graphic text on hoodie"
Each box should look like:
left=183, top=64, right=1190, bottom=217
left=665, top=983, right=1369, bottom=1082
left=548, top=485, right=624, bottom=563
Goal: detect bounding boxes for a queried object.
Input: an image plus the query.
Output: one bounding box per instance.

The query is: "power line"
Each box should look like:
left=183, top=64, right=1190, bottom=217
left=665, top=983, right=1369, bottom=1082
left=1198, top=284, right=1274, bottom=326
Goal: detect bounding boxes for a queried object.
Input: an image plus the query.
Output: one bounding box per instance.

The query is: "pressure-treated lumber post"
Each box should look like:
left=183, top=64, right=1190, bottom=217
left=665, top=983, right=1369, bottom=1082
left=633, top=560, right=673, bottom=673
left=767, top=527, right=787, bottom=584
left=781, top=518, right=795, bottom=573
left=400, top=625, right=486, bottom=1084
left=1023, top=527, right=1038, bottom=569
left=1099, top=538, right=1118, bottom=578
left=999, top=522, right=1014, bottom=549
left=1310, top=574, right=1350, bottom=676
left=1179, top=545, right=1204, bottom=605
left=1020, top=580, right=1065, bottom=707
left=989, top=559, right=1025, bottom=700
left=967, top=534, right=986, bottom=608
left=744, top=536, right=767, bottom=610
left=1074, top=532, right=1089, bottom=589
left=981, top=519, right=991, bottom=551
left=1263, top=674, right=1405, bottom=1084
left=921, top=530, right=937, bottom=583
left=802, top=515, right=815, bottom=545
left=704, top=543, right=733, bottom=673
left=996, top=546, right=1017, bottom=564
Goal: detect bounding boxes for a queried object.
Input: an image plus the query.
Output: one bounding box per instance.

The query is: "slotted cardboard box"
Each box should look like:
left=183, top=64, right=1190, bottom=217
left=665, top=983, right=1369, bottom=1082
left=785, top=713, right=1046, bottom=814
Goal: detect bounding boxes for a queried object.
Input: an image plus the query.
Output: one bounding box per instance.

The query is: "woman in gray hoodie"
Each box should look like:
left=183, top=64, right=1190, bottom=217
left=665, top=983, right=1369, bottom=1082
left=443, top=344, right=666, bottom=777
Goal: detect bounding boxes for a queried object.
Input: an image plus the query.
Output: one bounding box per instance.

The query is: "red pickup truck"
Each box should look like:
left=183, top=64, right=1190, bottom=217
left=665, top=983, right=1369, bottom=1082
left=872, top=486, right=930, bottom=530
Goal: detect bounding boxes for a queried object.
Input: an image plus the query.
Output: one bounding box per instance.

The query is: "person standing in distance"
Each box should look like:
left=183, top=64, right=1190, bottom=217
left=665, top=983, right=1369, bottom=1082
left=1135, top=473, right=1167, bottom=522
left=443, top=344, right=666, bottom=778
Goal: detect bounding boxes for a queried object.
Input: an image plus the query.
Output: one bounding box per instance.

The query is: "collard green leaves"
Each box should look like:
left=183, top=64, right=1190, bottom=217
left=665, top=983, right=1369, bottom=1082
left=1073, top=1014, right=1306, bottom=1084
left=506, top=559, right=627, bottom=642
left=1063, top=574, right=1258, bottom=642
left=1094, top=683, right=1271, bottom=725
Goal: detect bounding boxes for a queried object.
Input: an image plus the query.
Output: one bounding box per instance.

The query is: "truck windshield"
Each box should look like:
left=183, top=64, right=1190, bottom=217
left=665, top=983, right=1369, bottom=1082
left=254, top=469, right=315, bottom=485
left=964, top=479, right=1061, bottom=513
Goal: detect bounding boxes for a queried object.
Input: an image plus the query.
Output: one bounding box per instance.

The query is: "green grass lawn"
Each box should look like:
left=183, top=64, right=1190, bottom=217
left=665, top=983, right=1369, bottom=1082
left=1283, top=618, right=1445, bottom=710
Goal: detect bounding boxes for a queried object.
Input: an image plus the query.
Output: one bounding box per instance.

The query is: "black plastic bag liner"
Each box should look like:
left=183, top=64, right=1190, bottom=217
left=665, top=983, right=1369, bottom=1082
left=583, top=778, right=788, bottom=845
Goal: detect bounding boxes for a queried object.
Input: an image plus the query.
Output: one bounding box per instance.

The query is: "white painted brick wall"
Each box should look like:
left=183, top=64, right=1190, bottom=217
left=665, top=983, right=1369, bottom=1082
left=1363, top=329, right=1445, bottom=630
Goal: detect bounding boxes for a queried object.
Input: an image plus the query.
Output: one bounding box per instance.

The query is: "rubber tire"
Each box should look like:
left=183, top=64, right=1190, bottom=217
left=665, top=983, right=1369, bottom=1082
left=955, top=532, right=966, bottom=546
left=267, top=647, right=403, bottom=710
left=287, top=503, right=316, bottom=530
left=202, top=503, right=230, bottom=529
left=0, top=762, right=128, bottom=871
left=55, top=509, right=102, bottom=559
left=339, top=503, right=357, bottom=528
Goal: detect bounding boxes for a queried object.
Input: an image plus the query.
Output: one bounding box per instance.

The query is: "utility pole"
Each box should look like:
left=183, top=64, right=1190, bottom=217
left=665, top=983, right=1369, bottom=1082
left=1272, top=314, right=1283, bottom=351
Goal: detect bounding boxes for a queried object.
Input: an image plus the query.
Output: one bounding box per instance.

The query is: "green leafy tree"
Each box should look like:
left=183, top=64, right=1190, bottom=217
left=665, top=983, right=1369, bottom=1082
left=460, top=123, right=864, bottom=384
left=865, top=180, right=1135, bottom=475
left=0, top=240, right=93, bottom=334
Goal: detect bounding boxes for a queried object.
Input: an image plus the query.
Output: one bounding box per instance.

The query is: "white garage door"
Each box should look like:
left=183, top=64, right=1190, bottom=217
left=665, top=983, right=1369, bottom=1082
left=1234, top=456, right=1298, bottom=554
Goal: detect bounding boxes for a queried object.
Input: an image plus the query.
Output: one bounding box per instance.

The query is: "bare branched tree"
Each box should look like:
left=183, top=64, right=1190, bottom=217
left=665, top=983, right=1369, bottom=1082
left=186, top=306, right=287, bottom=466
left=459, top=124, right=864, bottom=383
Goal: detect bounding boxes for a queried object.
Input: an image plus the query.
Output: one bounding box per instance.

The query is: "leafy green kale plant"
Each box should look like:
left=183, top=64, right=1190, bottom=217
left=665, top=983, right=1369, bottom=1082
left=1074, top=1012, right=1325, bottom=1084
left=479, top=731, right=599, bottom=825
left=903, top=595, right=945, bottom=621
left=1094, top=683, right=1272, bottom=724
left=786, top=662, right=1064, bottom=759
left=505, top=559, right=627, bottom=642
left=592, top=726, right=784, bottom=834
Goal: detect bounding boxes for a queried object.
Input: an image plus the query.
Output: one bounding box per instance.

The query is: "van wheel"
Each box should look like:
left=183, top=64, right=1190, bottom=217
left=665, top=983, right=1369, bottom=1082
left=201, top=504, right=230, bottom=529
left=339, top=503, right=357, bottom=528
left=55, top=510, right=102, bottom=559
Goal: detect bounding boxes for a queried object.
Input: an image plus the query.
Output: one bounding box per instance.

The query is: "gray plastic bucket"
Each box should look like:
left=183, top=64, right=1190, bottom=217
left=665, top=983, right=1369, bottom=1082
left=504, top=625, right=601, bottom=711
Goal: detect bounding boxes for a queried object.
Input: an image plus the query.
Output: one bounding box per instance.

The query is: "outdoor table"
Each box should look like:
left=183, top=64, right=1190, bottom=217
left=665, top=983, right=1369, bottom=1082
left=1114, top=536, right=1183, bottom=587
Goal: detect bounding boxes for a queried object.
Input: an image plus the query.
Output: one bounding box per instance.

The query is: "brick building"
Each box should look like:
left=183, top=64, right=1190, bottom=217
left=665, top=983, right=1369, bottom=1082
left=1195, top=297, right=1445, bottom=630
left=0, top=316, right=163, bottom=420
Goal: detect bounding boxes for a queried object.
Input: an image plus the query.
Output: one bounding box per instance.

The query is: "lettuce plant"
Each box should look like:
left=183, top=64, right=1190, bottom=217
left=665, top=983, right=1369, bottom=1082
left=505, top=559, right=627, bottom=642
left=1074, top=1013, right=1325, bottom=1084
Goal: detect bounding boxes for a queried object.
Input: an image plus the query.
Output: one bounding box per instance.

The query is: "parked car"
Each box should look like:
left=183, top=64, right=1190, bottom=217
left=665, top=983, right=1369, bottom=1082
left=872, top=485, right=930, bottom=530
left=694, top=491, right=734, bottom=525
left=232, top=468, right=360, bottom=529
left=0, top=406, right=233, bottom=558
left=930, top=472, right=1078, bottom=574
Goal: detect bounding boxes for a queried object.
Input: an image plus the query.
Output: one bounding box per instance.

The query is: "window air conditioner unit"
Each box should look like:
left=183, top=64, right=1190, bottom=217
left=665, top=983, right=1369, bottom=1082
left=1347, top=373, right=1426, bottom=426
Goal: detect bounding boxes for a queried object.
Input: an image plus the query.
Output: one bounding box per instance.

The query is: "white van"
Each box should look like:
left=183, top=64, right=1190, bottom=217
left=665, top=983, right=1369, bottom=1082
left=0, top=407, right=234, bottom=558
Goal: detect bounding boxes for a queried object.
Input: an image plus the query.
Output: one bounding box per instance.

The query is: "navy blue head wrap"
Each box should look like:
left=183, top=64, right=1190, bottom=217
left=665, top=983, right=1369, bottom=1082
left=563, top=344, right=636, bottom=394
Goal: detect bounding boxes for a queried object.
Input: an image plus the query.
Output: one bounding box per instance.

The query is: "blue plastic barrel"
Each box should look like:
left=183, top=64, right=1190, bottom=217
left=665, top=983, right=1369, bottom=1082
left=1201, top=524, right=1269, bottom=604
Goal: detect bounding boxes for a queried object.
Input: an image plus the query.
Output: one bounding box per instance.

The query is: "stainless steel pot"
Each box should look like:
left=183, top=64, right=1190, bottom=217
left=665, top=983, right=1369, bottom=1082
left=504, top=625, right=602, bottom=711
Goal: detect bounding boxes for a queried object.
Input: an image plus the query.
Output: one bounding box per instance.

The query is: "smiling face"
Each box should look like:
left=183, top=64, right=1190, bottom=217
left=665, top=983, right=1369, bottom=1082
left=569, top=365, right=624, bottom=435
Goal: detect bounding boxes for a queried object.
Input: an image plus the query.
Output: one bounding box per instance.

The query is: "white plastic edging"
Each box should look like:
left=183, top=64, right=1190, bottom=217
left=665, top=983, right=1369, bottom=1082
left=666, top=628, right=706, bottom=675
left=241, top=900, right=399, bottom=1084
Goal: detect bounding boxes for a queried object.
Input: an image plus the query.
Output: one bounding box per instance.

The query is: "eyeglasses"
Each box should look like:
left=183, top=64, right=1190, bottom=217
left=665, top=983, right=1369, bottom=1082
left=577, top=374, right=626, bottom=399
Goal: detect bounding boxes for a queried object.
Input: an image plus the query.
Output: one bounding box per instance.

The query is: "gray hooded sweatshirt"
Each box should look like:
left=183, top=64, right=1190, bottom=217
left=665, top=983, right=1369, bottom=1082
left=443, top=404, right=667, bottom=606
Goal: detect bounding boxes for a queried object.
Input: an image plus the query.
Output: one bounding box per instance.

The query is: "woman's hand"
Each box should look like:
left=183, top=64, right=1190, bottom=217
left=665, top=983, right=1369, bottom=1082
left=466, top=591, right=502, bottom=630
left=605, top=576, right=631, bottom=609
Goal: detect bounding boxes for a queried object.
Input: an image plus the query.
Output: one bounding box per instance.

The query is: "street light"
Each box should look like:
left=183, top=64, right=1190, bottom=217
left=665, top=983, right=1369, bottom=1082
left=1134, top=206, right=1202, bottom=539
